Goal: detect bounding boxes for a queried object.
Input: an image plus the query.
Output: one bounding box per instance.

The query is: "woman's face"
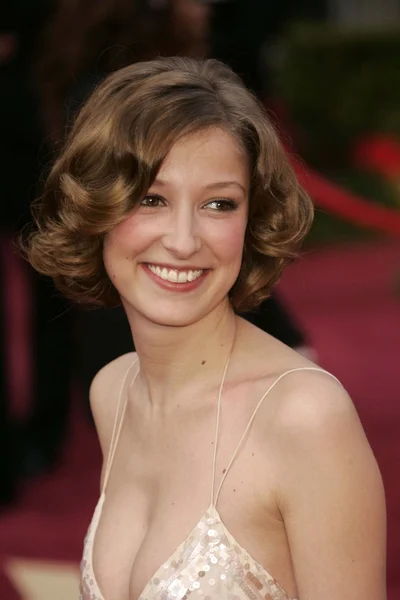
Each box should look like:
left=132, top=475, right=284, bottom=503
left=103, top=127, right=249, bottom=327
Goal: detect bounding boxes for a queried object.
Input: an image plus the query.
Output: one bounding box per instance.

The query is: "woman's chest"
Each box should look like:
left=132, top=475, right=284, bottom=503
left=90, top=451, right=292, bottom=600
left=84, top=500, right=294, bottom=600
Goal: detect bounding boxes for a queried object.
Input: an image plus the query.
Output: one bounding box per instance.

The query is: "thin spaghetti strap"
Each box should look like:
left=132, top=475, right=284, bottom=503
left=210, top=347, right=235, bottom=506
left=212, top=367, right=342, bottom=506
left=102, top=357, right=140, bottom=494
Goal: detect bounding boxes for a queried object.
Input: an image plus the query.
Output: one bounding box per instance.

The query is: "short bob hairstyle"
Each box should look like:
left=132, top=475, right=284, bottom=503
left=25, top=57, right=313, bottom=311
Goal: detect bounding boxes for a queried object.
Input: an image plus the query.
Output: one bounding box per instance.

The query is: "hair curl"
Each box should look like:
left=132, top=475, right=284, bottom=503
left=24, top=56, right=313, bottom=311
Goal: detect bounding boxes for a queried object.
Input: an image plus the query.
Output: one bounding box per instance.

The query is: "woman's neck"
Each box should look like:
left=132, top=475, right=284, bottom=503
left=125, top=301, right=237, bottom=411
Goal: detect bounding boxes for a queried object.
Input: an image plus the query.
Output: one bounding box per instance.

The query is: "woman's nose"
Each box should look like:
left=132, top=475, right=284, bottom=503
left=161, top=209, right=202, bottom=259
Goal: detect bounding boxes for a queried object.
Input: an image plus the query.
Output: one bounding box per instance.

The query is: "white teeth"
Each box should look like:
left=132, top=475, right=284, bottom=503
left=147, top=265, right=203, bottom=283
left=178, top=271, right=187, bottom=283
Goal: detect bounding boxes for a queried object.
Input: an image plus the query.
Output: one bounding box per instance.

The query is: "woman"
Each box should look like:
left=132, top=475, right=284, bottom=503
left=25, top=57, right=386, bottom=600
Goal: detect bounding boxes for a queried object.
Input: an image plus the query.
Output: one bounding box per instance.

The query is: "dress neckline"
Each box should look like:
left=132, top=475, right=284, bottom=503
left=85, top=491, right=297, bottom=600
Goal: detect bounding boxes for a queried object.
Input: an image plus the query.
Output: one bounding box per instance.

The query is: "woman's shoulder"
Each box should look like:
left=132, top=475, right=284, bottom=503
left=90, top=351, right=137, bottom=395
left=237, top=317, right=353, bottom=436
left=242, top=325, right=373, bottom=496
left=89, top=352, right=137, bottom=458
left=269, top=365, right=354, bottom=439
left=251, top=360, right=360, bottom=473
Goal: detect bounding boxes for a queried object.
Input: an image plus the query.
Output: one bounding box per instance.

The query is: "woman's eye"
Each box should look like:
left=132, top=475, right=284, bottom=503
left=141, top=195, right=165, bottom=208
left=206, top=199, right=238, bottom=212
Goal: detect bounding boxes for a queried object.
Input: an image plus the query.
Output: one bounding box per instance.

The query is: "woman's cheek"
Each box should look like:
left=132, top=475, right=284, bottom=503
left=210, top=220, right=246, bottom=260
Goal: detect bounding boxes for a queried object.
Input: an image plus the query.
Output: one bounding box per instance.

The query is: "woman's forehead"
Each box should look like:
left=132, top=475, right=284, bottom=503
left=153, top=128, right=250, bottom=191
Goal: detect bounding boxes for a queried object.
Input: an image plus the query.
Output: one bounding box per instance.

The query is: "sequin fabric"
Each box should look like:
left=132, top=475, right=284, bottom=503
left=80, top=497, right=296, bottom=600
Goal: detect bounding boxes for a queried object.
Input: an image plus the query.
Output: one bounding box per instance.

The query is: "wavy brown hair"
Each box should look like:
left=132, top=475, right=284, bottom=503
left=24, top=56, right=313, bottom=311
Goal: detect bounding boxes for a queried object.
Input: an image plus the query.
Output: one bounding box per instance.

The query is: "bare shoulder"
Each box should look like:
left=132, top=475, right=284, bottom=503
left=90, top=351, right=137, bottom=459
left=266, top=372, right=386, bottom=598
left=239, top=318, right=383, bottom=498
left=273, top=366, right=355, bottom=433
left=269, top=366, right=385, bottom=522
left=268, top=367, right=375, bottom=473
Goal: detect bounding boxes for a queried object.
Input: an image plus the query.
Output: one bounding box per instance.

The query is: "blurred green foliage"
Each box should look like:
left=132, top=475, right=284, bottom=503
left=276, top=23, right=400, bottom=167
left=274, top=23, right=400, bottom=243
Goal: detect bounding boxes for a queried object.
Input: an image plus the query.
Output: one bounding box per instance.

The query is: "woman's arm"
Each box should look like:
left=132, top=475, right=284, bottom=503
left=276, top=373, right=387, bottom=599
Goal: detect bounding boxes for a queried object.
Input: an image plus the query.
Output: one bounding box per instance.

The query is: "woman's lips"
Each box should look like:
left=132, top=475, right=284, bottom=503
left=142, top=263, right=209, bottom=292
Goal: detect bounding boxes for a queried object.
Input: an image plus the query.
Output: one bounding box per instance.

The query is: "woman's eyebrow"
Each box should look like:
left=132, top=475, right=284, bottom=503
left=203, top=181, right=247, bottom=194
left=152, top=178, right=247, bottom=195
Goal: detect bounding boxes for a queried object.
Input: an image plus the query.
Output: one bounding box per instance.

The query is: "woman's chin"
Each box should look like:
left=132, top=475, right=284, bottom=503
left=123, top=295, right=229, bottom=330
left=125, top=302, right=207, bottom=329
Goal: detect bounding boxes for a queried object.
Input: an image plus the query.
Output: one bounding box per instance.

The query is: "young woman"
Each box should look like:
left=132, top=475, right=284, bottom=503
left=25, top=57, right=386, bottom=600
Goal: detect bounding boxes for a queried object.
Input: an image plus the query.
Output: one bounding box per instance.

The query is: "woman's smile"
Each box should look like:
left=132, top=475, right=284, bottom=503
left=142, top=263, right=209, bottom=292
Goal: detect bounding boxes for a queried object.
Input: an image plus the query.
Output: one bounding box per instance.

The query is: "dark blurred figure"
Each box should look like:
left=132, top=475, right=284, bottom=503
left=211, top=0, right=285, bottom=96
left=0, top=1, right=51, bottom=502
left=34, top=0, right=212, bottom=145
left=0, top=1, right=75, bottom=494
left=211, top=0, right=327, bottom=96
